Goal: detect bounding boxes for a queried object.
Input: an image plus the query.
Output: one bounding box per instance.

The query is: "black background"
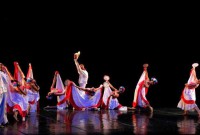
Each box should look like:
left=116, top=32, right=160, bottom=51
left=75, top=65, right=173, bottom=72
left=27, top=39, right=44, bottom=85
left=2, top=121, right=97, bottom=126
left=2, top=5, right=200, bottom=108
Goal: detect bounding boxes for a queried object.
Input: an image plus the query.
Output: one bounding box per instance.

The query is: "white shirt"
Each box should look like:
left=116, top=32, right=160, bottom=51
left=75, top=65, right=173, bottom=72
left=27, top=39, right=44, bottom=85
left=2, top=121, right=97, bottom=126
left=0, top=71, right=8, bottom=93
left=74, top=60, right=88, bottom=85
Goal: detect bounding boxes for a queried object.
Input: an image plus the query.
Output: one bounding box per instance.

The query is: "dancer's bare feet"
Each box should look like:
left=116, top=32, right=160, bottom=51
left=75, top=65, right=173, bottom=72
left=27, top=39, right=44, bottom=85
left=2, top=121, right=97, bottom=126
left=149, top=106, right=153, bottom=112
left=183, top=110, right=188, bottom=116
left=89, top=107, right=100, bottom=111
left=127, top=107, right=136, bottom=110
left=13, top=114, right=19, bottom=121
left=22, top=117, right=25, bottom=121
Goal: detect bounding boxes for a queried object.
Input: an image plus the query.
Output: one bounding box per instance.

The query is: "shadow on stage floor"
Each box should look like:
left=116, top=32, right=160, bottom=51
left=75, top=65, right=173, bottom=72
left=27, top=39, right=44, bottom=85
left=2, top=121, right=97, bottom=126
left=1, top=107, right=200, bottom=134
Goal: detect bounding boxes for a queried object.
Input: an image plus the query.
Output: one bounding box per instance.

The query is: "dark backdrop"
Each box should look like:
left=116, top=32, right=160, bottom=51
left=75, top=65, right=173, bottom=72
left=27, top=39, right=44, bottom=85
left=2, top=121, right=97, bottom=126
left=2, top=7, right=200, bottom=109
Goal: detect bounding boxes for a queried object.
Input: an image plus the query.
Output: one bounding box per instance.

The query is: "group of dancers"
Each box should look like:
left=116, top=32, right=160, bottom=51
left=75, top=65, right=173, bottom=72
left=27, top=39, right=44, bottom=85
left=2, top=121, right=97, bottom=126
left=0, top=62, right=40, bottom=127
left=46, top=52, right=200, bottom=117
left=46, top=51, right=128, bottom=111
left=1, top=51, right=200, bottom=128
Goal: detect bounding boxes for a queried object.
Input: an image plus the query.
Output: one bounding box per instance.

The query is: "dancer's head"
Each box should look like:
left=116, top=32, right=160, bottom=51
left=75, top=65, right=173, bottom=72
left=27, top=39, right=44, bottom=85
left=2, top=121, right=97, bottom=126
left=80, top=64, right=86, bottom=70
left=64, top=79, right=70, bottom=86
left=103, top=75, right=110, bottom=81
left=0, top=63, right=5, bottom=72
left=11, top=80, right=21, bottom=87
left=118, top=86, right=125, bottom=93
left=26, top=78, right=33, bottom=83
left=151, top=77, right=158, bottom=84
left=0, top=63, right=3, bottom=71
left=143, top=63, right=149, bottom=70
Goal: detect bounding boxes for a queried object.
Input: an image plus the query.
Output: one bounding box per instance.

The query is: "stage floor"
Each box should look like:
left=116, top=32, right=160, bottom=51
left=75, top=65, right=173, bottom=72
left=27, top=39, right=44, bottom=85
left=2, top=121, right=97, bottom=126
left=1, top=108, right=200, bottom=134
